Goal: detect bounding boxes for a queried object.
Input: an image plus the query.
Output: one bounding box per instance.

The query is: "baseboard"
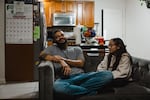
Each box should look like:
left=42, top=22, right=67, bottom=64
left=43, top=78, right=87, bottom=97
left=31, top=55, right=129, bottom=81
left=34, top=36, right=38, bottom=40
left=0, top=78, right=6, bottom=84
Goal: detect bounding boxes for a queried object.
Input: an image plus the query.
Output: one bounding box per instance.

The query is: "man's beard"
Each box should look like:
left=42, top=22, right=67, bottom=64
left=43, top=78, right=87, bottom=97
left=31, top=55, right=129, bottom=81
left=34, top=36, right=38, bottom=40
left=56, top=39, right=68, bottom=50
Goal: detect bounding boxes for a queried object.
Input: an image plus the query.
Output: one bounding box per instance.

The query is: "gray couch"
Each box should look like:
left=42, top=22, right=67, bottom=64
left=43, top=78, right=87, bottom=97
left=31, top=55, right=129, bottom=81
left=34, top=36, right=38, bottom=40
left=38, top=56, right=150, bottom=100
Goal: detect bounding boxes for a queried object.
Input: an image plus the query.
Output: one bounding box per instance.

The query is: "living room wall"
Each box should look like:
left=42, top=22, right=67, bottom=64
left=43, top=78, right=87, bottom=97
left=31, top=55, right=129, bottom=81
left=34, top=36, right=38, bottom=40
left=94, top=0, right=126, bottom=39
left=0, top=0, right=5, bottom=84
left=95, top=0, right=150, bottom=60
left=125, top=0, right=150, bottom=60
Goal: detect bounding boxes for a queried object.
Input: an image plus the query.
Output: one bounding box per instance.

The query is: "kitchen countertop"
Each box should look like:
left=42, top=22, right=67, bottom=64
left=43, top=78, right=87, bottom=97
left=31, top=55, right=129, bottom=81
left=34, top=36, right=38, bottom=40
left=80, top=43, right=108, bottom=49
left=79, top=43, right=108, bottom=57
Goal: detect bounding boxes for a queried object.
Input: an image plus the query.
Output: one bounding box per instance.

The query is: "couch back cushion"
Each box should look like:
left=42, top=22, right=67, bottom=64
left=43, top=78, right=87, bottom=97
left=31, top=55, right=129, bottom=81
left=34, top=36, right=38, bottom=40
left=132, top=57, right=150, bottom=88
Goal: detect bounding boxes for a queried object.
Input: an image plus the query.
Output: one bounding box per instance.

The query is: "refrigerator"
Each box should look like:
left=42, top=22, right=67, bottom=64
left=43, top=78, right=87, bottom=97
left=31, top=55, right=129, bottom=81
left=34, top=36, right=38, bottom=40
left=33, top=1, right=47, bottom=80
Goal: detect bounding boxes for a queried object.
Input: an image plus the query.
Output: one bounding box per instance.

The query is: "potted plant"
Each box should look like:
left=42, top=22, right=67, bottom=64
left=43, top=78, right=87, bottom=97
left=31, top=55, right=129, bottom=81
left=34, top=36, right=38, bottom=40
left=139, top=0, right=150, bottom=8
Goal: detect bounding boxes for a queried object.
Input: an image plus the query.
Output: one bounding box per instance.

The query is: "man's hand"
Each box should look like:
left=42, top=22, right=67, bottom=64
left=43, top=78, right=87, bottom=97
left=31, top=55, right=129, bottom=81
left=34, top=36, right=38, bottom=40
left=51, top=55, right=64, bottom=62
left=45, top=55, right=64, bottom=63
left=60, top=60, right=71, bottom=76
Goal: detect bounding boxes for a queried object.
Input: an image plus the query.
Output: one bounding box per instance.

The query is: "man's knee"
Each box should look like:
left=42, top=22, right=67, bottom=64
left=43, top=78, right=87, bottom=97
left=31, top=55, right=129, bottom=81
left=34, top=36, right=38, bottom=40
left=54, top=82, right=69, bottom=93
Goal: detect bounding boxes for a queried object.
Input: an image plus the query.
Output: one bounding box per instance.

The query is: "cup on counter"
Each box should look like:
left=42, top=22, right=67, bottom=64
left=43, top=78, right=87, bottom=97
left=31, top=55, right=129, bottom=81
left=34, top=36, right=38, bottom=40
left=95, top=37, right=104, bottom=45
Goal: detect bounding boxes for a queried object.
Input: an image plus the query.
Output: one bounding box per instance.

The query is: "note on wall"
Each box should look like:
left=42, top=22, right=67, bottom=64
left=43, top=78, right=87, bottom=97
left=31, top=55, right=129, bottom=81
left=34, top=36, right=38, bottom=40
left=13, top=1, right=24, bottom=17
left=33, top=26, right=40, bottom=41
left=5, top=4, right=33, bottom=44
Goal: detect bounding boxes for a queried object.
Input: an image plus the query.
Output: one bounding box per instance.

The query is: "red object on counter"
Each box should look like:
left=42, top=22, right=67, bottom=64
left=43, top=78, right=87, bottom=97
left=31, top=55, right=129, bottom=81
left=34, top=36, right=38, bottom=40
left=96, top=37, right=104, bottom=45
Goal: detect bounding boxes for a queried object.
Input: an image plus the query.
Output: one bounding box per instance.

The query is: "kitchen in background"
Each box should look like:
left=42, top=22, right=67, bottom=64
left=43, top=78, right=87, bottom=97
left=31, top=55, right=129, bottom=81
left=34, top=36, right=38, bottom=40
left=44, top=0, right=95, bottom=46
left=44, top=0, right=106, bottom=72
left=5, top=0, right=121, bottom=82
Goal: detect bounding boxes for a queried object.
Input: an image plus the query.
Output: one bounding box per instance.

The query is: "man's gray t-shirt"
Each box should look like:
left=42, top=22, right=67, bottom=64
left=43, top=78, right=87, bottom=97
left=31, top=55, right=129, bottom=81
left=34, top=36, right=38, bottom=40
left=43, top=45, right=85, bottom=75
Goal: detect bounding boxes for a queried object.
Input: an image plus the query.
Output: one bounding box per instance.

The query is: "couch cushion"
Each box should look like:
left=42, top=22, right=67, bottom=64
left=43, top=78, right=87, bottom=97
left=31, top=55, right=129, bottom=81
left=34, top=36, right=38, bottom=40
left=114, top=82, right=150, bottom=95
left=132, top=57, right=150, bottom=88
left=77, top=57, right=150, bottom=100
left=138, top=64, right=150, bottom=88
left=78, top=94, right=150, bottom=100
left=131, top=63, right=141, bottom=81
left=77, top=82, right=150, bottom=100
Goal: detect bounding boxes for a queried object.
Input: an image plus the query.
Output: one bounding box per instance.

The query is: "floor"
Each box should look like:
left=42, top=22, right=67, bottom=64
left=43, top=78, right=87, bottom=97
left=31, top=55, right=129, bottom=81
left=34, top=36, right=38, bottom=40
left=0, top=81, right=38, bottom=99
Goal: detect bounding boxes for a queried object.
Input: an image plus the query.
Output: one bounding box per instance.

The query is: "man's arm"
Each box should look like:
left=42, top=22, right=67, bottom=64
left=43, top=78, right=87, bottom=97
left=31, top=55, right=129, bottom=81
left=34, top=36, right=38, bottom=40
left=62, top=47, right=85, bottom=68
left=39, top=47, right=85, bottom=68
left=39, top=51, right=72, bottom=75
left=63, top=58, right=84, bottom=68
left=39, top=51, right=62, bottom=63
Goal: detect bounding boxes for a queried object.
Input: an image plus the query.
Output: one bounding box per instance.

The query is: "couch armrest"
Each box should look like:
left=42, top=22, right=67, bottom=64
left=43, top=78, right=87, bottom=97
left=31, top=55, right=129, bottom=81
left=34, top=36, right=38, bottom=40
left=38, top=61, right=54, bottom=100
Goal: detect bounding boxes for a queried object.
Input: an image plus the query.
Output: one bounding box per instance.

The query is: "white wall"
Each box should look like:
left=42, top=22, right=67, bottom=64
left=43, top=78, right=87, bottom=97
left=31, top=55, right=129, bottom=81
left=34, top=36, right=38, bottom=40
left=95, top=0, right=150, bottom=60
left=94, top=0, right=126, bottom=40
left=0, top=0, right=5, bottom=84
left=125, top=0, right=150, bottom=60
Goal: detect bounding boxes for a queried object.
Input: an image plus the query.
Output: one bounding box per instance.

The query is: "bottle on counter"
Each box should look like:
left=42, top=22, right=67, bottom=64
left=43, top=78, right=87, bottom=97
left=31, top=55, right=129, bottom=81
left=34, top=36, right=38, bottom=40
left=47, top=38, right=53, bottom=46
left=73, top=26, right=82, bottom=45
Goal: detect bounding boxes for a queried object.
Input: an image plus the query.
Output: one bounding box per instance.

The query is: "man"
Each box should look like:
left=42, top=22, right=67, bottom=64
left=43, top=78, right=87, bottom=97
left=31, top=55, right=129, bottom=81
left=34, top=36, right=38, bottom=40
left=39, top=29, right=85, bottom=78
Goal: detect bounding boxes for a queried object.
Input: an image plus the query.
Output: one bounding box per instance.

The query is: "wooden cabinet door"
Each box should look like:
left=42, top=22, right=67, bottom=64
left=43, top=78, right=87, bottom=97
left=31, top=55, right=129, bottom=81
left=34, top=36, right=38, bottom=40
left=76, top=1, right=94, bottom=27
left=43, top=0, right=50, bottom=2
left=43, top=1, right=94, bottom=27
left=83, top=2, right=94, bottom=27
left=53, top=1, right=76, bottom=13
left=66, top=1, right=76, bottom=13
left=53, top=1, right=63, bottom=12
left=43, top=2, right=53, bottom=27
left=76, top=2, right=83, bottom=26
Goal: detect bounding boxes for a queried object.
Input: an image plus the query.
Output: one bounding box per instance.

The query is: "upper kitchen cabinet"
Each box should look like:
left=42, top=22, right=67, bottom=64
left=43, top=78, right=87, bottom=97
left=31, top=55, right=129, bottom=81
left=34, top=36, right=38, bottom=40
left=52, top=1, right=76, bottom=13
left=43, top=1, right=94, bottom=27
left=66, top=1, right=76, bottom=12
left=83, top=1, right=94, bottom=28
left=52, top=1, right=64, bottom=12
left=76, top=1, right=83, bottom=26
left=43, top=0, right=55, bottom=1
left=76, top=1, right=94, bottom=27
left=43, top=1, right=54, bottom=27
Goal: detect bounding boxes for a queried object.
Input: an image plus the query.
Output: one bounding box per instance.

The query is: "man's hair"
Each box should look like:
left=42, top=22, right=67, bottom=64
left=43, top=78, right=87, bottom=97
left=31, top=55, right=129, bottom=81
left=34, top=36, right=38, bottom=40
left=51, top=29, right=63, bottom=39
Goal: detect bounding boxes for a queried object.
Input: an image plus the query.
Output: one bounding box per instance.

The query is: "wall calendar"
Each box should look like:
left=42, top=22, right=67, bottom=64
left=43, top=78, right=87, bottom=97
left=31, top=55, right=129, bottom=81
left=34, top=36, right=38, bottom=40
left=6, top=3, right=33, bottom=44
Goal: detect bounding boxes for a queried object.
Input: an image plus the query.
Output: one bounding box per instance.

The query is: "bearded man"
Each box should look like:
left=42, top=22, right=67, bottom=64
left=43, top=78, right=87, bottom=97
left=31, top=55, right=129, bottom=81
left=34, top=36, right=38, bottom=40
left=39, top=29, right=85, bottom=79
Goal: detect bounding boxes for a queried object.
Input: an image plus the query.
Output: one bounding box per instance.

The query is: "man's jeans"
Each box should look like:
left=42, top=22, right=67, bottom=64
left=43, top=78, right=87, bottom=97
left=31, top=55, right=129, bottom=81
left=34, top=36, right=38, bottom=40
left=54, top=70, right=113, bottom=96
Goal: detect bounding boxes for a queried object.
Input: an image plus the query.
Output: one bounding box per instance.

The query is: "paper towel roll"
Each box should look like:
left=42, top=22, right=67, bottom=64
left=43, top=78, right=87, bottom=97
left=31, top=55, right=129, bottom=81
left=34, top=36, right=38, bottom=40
left=73, top=26, right=81, bottom=45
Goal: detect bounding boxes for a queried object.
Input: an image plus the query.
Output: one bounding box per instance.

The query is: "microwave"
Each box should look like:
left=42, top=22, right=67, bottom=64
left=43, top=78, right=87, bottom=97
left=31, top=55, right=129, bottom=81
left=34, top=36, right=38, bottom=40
left=53, top=13, right=76, bottom=26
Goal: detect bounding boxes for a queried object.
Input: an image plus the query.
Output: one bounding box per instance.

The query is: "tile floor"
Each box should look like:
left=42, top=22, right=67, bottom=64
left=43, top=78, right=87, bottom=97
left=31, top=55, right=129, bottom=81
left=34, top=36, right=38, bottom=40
left=0, top=81, right=38, bottom=99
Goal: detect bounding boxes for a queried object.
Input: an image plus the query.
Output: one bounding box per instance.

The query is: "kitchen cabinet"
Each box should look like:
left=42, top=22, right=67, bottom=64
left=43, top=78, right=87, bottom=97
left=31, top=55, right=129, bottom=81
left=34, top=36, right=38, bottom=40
left=76, top=2, right=83, bottom=26
left=83, top=1, right=94, bottom=27
left=72, top=1, right=95, bottom=28
left=43, top=1, right=94, bottom=27
left=43, top=0, right=51, bottom=2
left=53, top=1, right=64, bottom=12
left=43, top=2, right=53, bottom=27
left=76, top=1, right=94, bottom=27
left=44, top=1, right=76, bottom=27
left=53, top=1, right=76, bottom=13
left=66, top=1, right=76, bottom=12
left=43, top=0, right=54, bottom=2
